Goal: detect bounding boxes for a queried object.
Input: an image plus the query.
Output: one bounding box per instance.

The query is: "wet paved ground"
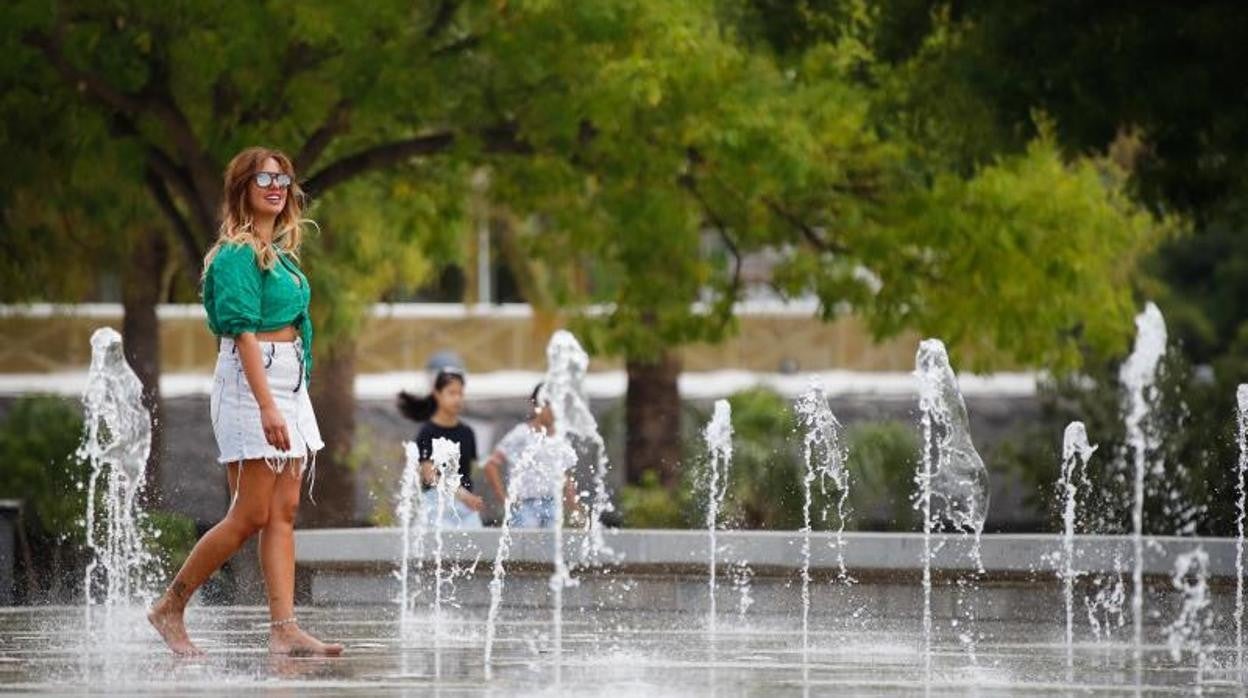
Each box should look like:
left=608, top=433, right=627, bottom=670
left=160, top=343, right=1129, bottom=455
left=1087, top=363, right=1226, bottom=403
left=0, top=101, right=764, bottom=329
left=0, top=604, right=1242, bottom=696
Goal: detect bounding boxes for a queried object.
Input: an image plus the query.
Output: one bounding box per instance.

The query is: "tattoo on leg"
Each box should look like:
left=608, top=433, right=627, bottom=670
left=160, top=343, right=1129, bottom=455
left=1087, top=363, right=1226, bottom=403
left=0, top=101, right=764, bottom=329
left=170, top=581, right=191, bottom=602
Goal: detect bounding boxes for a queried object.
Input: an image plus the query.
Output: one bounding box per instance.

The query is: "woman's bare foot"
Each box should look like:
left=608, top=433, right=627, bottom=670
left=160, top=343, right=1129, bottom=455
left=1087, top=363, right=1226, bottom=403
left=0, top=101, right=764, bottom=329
left=269, top=623, right=344, bottom=657
left=147, top=589, right=203, bottom=657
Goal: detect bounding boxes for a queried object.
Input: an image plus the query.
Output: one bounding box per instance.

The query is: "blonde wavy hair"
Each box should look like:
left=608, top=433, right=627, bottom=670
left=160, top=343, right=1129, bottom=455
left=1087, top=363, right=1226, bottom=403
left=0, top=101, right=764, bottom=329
left=203, top=147, right=314, bottom=275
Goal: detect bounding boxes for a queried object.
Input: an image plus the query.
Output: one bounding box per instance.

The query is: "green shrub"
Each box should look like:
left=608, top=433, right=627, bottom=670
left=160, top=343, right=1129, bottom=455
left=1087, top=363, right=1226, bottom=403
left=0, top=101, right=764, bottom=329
left=143, top=510, right=198, bottom=574
left=714, top=388, right=805, bottom=530
left=609, top=388, right=929, bottom=532
left=619, top=470, right=690, bottom=528
left=1000, top=348, right=1237, bottom=536
left=0, top=395, right=199, bottom=597
left=0, top=395, right=88, bottom=543
left=844, top=421, right=920, bottom=530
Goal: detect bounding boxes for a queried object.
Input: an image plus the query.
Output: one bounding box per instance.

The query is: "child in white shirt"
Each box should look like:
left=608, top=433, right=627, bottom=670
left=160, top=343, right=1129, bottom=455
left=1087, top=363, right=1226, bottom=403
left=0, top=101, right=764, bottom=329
left=482, top=384, right=582, bottom=528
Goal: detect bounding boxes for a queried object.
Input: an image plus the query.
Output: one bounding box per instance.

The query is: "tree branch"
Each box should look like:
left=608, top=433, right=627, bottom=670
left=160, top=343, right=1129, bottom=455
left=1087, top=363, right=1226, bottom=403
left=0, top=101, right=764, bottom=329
left=431, top=35, right=481, bottom=58
left=144, top=166, right=204, bottom=279
left=143, top=142, right=216, bottom=242
left=94, top=109, right=213, bottom=251
left=295, top=99, right=352, bottom=174
left=680, top=174, right=743, bottom=327
left=762, top=196, right=850, bottom=255
left=426, top=0, right=460, bottom=38
left=304, top=123, right=529, bottom=196
left=140, top=45, right=222, bottom=210
left=424, top=0, right=482, bottom=58
left=304, top=132, right=455, bottom=195
left=238, top=41, right=342, bottom=126
left=28, top=20, right=221, bottom=228
left=23, top=30, right=145, bottom=115
left=684, top=144, right=852, bottom=256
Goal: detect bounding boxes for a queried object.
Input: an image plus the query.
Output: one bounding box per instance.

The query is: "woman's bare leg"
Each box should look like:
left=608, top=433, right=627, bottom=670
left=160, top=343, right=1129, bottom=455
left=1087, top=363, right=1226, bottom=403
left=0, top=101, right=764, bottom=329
left=148, top=461, right=277, bottom=655
left=260, top=461, right=344, bottom=656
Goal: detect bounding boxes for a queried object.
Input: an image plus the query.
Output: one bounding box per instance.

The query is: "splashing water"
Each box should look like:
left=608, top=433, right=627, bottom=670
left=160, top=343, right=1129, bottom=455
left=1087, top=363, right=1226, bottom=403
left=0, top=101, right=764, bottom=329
left=730, top=560, right=754, bottom=623
left=482, top=429, right=579, bottom=675
left=395, top=441, right=426, bottom=626
left=79, top=328, right=156, bottom=614
left=1165, top=547, right=1212, bottom=695
left=483, top=469, right=521, bottom=674
left=1236, top=383, right=1248, bottom=679
left=1119, top=302, right=1166, bottom=679
left=541, top=331, right=615, bottom=565
left=914, top=340, right=990, bottom=543
left=913, top=339, right=989, bottom=675
left=794, top=384, right=852, bottom=658
left=484, top=435, right=541, bottom=674
left=701, top=400, right=733, bottom=635
left=1084, top=559, right=1127, bottom=642
left=429, top=437, right=462, bottom=629
left=1059, top=421, right=1096, bottom=681
left=547, top=435, right=578, bottom=681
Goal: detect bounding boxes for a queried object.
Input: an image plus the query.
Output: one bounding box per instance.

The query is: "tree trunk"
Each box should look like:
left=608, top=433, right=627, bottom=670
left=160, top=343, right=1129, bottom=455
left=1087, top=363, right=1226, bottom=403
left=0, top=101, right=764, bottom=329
left=122, top=227, right=168, bottom=510
left=624, top=350, right=683, bottom=487
left=304, top=340, right=358, bottom=527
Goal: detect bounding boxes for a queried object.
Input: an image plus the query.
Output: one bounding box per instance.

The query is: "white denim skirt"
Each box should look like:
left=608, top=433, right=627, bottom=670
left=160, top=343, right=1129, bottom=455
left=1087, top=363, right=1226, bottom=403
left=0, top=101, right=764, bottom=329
left=211, top=337, right=324, bottom=473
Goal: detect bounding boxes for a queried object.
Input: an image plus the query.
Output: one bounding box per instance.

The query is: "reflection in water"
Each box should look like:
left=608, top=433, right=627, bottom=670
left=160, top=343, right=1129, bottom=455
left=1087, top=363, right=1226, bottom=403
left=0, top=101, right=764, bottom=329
left=1, top=599, right=1240, bottom=695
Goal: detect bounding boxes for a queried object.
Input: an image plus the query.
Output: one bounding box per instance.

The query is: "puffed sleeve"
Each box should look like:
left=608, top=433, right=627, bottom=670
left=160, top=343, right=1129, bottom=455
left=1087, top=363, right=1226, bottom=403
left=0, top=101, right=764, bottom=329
left=210, top=243, right=263, bottom=336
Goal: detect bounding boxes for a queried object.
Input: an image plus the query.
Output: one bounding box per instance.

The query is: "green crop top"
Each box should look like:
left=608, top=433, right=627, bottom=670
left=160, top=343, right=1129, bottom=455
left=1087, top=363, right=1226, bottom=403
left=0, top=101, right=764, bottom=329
left=203, top=242, right=314, bottom=381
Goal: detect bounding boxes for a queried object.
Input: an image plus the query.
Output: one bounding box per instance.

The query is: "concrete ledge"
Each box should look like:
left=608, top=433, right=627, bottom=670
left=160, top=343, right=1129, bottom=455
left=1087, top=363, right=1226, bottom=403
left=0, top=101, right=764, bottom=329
left=296, top=528, right=1240, bottom=578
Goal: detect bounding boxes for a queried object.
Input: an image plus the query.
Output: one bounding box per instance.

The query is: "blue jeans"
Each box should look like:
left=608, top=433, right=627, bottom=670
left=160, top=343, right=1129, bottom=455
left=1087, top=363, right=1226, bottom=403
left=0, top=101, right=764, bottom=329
left=421, top=489, right=483, bottom=529
left=511, top=497, right=557, bottom=529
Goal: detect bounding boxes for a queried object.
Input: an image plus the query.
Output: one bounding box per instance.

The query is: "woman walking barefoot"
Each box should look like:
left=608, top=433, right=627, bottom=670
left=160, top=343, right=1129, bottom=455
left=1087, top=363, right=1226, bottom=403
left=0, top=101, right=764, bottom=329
left=147, top=147, right=342, bottom=657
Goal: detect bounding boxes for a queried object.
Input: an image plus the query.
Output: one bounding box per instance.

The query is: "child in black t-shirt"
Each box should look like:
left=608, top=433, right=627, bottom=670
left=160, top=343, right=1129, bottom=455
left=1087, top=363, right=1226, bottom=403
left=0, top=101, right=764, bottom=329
left=397, top=367, right=484, bottom=528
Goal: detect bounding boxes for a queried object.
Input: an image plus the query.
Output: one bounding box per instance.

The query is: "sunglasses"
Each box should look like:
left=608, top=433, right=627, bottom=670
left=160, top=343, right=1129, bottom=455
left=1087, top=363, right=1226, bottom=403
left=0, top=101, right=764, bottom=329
left=253, top=171, right=293, bottom=189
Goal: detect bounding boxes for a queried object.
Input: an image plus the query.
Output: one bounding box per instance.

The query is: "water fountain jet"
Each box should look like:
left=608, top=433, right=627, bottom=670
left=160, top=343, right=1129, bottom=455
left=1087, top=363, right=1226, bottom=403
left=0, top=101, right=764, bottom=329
left=1119, top=302, right=1166, bottom=680
left=913, top=338, right=990, bottom=677
left=701, top=399, right=733, bottom=636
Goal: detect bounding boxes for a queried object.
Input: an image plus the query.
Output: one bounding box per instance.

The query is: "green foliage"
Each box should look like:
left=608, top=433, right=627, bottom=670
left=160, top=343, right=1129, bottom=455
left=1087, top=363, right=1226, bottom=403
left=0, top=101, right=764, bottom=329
left=712, top=391, right=922, bottom=532
left=0, top=396, right=199, bottom=590
left=619, top=470, right=690, bottom=529
left=479, top=1, right=1166, bottom=370
left=1001, top=347, right=1234, bottom=537
left=862, top=0, right=1248, bottom=384
left=714, top=388, right=805, bottom=530
left=843, top=421, right=920, bottom=530
left=0, top=396, right=88, bottom=542
left=893, top=133, right=1174, bottom=369
left=0, top=91, right=145, bottom=302
left=619, top=389, right=923, bottom=532
left=1, top=0, right=474, bottom=316
left=875, top=0, right=1248, bottom=217
left=143, top=510, right=197, bottom=575
left=1, top=0, right=1169, bottom=375
left=307, top=168, right=470, bottom=345
left=1150, top=212, right=1248, bottom=365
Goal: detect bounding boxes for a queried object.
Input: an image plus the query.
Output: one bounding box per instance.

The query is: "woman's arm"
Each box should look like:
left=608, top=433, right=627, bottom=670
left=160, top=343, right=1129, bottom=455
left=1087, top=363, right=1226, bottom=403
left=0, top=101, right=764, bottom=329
left=235, top=332, right=289, bottom=451
left=482, top=450, right=508, bottom=505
